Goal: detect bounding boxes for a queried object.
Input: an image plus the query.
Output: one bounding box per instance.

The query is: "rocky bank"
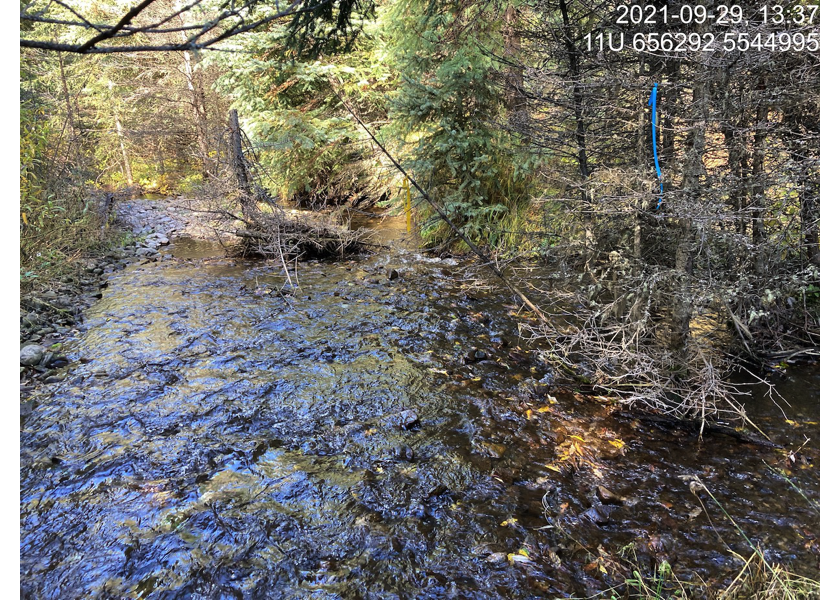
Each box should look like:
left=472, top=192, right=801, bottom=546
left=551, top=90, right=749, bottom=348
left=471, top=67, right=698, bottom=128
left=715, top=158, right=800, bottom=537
left=20, top=196, right=218, bottom=393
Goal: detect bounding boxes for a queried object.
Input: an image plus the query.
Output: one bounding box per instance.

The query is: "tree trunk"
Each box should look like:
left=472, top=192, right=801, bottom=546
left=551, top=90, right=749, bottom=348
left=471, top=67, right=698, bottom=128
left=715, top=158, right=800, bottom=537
left=58, top=53, right=76, bottom=137
left=229, top=109, right=254, bottom=215
left=115, top=113, right=133, bottom=186
left=631, top=80, right=645, bottom=320
left=182, top=47, right=212, bottom=178
left=503, top=5, right=526, bottom=129
left=800, top=162, right=819, bottom=266
left=660, top=58, right=680, bottom=174
left=751, top=92, right=769, bottom=274
left=670, top=77, right=708, bottom=352
left=721, top=72, right=747, bottom=237
left=558, top=0, right=594, bottom=262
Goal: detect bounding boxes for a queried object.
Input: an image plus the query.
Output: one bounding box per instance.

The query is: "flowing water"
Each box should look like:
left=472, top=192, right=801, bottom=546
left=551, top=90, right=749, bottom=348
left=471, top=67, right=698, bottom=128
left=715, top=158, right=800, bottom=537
left=20, top=226, right=819, bottom=599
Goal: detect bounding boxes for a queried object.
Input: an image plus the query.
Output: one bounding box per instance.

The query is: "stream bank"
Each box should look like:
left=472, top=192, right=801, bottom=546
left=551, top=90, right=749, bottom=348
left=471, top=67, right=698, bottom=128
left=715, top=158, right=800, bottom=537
left=20, top=197, right=228, bottom=391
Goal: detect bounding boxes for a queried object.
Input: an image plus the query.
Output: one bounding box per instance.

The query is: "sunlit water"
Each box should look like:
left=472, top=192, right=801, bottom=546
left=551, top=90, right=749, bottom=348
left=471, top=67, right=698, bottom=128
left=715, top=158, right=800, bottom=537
left=20, top=233, right=818, bottom=599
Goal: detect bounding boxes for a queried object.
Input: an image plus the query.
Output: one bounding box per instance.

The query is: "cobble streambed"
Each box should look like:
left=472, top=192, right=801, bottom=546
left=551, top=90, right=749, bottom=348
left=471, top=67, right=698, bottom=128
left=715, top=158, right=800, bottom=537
left=21, top=235, right=819, bottom=599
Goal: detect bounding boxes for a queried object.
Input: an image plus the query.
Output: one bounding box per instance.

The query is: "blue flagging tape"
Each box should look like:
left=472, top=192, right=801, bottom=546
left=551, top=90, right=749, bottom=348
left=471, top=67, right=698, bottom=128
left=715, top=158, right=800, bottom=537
left=648, top=83, right=663, bottom=209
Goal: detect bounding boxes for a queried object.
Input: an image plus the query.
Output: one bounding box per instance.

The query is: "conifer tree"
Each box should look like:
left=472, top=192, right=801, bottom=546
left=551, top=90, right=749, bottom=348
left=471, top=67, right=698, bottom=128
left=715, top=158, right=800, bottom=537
left=386, top=0, right=533, bottom=244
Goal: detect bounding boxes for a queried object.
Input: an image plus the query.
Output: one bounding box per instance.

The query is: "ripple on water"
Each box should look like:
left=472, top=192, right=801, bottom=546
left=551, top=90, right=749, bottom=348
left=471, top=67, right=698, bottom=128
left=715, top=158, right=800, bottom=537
left=21, top=241, right=819, bottom=598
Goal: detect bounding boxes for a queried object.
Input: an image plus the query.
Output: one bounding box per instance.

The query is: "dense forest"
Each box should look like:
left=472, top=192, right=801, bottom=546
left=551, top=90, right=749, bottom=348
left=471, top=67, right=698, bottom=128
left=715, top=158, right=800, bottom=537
left=20, top=1, right=819, bottom=598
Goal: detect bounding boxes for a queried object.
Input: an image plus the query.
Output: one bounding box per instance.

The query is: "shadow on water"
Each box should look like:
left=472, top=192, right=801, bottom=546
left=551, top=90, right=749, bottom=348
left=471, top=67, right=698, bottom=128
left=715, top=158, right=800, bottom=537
left=20, top=235, right=819, bottom=599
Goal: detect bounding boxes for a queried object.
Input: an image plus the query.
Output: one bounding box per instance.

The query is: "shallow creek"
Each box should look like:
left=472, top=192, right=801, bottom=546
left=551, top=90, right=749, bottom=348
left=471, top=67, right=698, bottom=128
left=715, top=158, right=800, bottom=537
left=20, top=229, right=819, bottom=599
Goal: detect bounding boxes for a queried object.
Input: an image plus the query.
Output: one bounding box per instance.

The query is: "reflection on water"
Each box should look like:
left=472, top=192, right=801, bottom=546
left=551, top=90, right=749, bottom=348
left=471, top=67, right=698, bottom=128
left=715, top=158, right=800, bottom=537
left=20, top=238, right=819, bottom=598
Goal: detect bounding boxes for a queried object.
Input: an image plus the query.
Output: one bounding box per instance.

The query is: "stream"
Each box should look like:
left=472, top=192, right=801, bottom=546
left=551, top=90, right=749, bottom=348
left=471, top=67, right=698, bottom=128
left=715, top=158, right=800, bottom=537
left=20, top=221, right=819, bottom=599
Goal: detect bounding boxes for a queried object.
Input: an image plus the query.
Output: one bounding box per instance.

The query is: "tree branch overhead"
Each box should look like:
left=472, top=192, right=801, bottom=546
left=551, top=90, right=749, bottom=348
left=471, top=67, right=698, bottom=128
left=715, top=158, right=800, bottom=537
left=21, top=0, right=373, bottom=54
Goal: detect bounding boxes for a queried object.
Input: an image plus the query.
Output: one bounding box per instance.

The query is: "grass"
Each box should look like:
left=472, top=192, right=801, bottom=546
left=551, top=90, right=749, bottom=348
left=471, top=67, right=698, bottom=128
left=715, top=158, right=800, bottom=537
left=566, top=474, right=819, bottom=600
left=20, top=186, right=122, bottom=294
left=584, top=547, right=818, bottom=600
left=719, top=550, right=819, bottom=600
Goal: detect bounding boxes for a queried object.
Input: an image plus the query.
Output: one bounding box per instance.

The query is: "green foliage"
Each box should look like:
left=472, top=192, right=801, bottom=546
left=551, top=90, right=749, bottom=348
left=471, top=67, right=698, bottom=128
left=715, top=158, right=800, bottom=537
left=186, top=0, right=537, bottom=240
left=20, top=49, right=115, bottom=288
left=386, top=0, right=534, bottom=245
left=213, top=21, right=393, bottom=206
left=284, top=0, right=377, bottom=57
left=20, top=102, right=50, bottom=216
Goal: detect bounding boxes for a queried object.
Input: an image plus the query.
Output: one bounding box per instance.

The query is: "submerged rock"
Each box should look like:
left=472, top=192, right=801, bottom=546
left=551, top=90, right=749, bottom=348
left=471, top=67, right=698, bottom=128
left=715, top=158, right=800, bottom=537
left=20, top=345, right=46, bottom=366
left=385, top=409, right=419, bottom=429
left=596, top=485, right=624, bottom=506
left=394, top=445, right=414, bottom=461
left=475, top=440, right=507, bottom=459
left=465, top=348, right=488, bottom=363
left=47, top=355, right=69, bottom=369
left=581, top=505, right=616, bottom=525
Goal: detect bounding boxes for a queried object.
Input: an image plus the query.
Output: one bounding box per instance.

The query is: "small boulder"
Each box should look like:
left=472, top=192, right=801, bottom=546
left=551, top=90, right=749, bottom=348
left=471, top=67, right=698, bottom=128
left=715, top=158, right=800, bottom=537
left=465, top=348, right=488, bottom=363
left=596, top=485, right=624, bottom=506
left=22, top=313, right=42, bottom=328
left=476, top=440, right=507, bottom=459
left=47, top=355, right=69, bottom=369
left=394, top=445, right=414, bottom=461
left=581, top=505, right=615, bottom=525
left=387, top=269, right=400, bottom=281
left=408, top=501, right=428, bottom=519
left=20, top=344, right=46, bottom=366
left=386, top=409, right=419, bottom=430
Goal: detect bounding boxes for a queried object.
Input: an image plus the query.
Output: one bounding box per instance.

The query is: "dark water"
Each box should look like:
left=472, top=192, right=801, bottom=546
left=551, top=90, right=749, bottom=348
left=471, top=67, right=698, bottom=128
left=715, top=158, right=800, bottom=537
left=20, top=236, right=819, bottom=599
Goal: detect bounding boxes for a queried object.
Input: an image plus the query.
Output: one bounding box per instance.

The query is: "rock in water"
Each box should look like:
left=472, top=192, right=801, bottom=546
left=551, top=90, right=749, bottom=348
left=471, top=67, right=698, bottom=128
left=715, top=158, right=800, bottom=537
left=20, top=344, right=46, bottom=366
left=48, top=355, right=69, bottom=369
left=395, top=445, right=415, bottom=461
left=465, top=348, right=488, bottom=363
left=596, top=485, right=624, bottom=505
left=386, top=409, right=419, bottom=429
left=387, top=269, right=400, bottom=281
left=482, top=441, right=507, bottom=459
left=581, top=505, right=615, bottom=525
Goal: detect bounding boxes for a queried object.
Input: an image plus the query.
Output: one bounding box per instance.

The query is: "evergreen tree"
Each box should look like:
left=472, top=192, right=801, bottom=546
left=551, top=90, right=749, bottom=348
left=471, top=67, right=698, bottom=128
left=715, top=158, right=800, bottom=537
left=212, top=19, right=393, bottom=206
left=386, top=0, right=534, bottom=245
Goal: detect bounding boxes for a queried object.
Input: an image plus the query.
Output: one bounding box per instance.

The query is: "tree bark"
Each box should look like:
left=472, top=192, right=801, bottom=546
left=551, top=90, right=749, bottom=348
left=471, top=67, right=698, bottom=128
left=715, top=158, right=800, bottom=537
left=229, top=109, right=254, bottom=215
left=58, top=52, right=76, bottom=136
left=115, top=113, right=133, bottom=186
left=558, top=0, right=594, bottom=260
left=670, top=77, right=708, bottom=352
left=750, top=89, right=769, bottom=274
left=503, top=5, right=526, bottom=128
left=181, top=45, right=212, bottom=178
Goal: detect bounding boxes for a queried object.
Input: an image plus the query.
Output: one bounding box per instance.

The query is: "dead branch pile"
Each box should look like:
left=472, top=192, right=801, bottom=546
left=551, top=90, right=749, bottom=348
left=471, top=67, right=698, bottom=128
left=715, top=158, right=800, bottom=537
left=194, top=110, right=372, bottom=261
left=232, top=207, right=370, bottom=260
left=195, top=179, right=371, bottom=260
left=515, top=256, right=781, bottom=433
